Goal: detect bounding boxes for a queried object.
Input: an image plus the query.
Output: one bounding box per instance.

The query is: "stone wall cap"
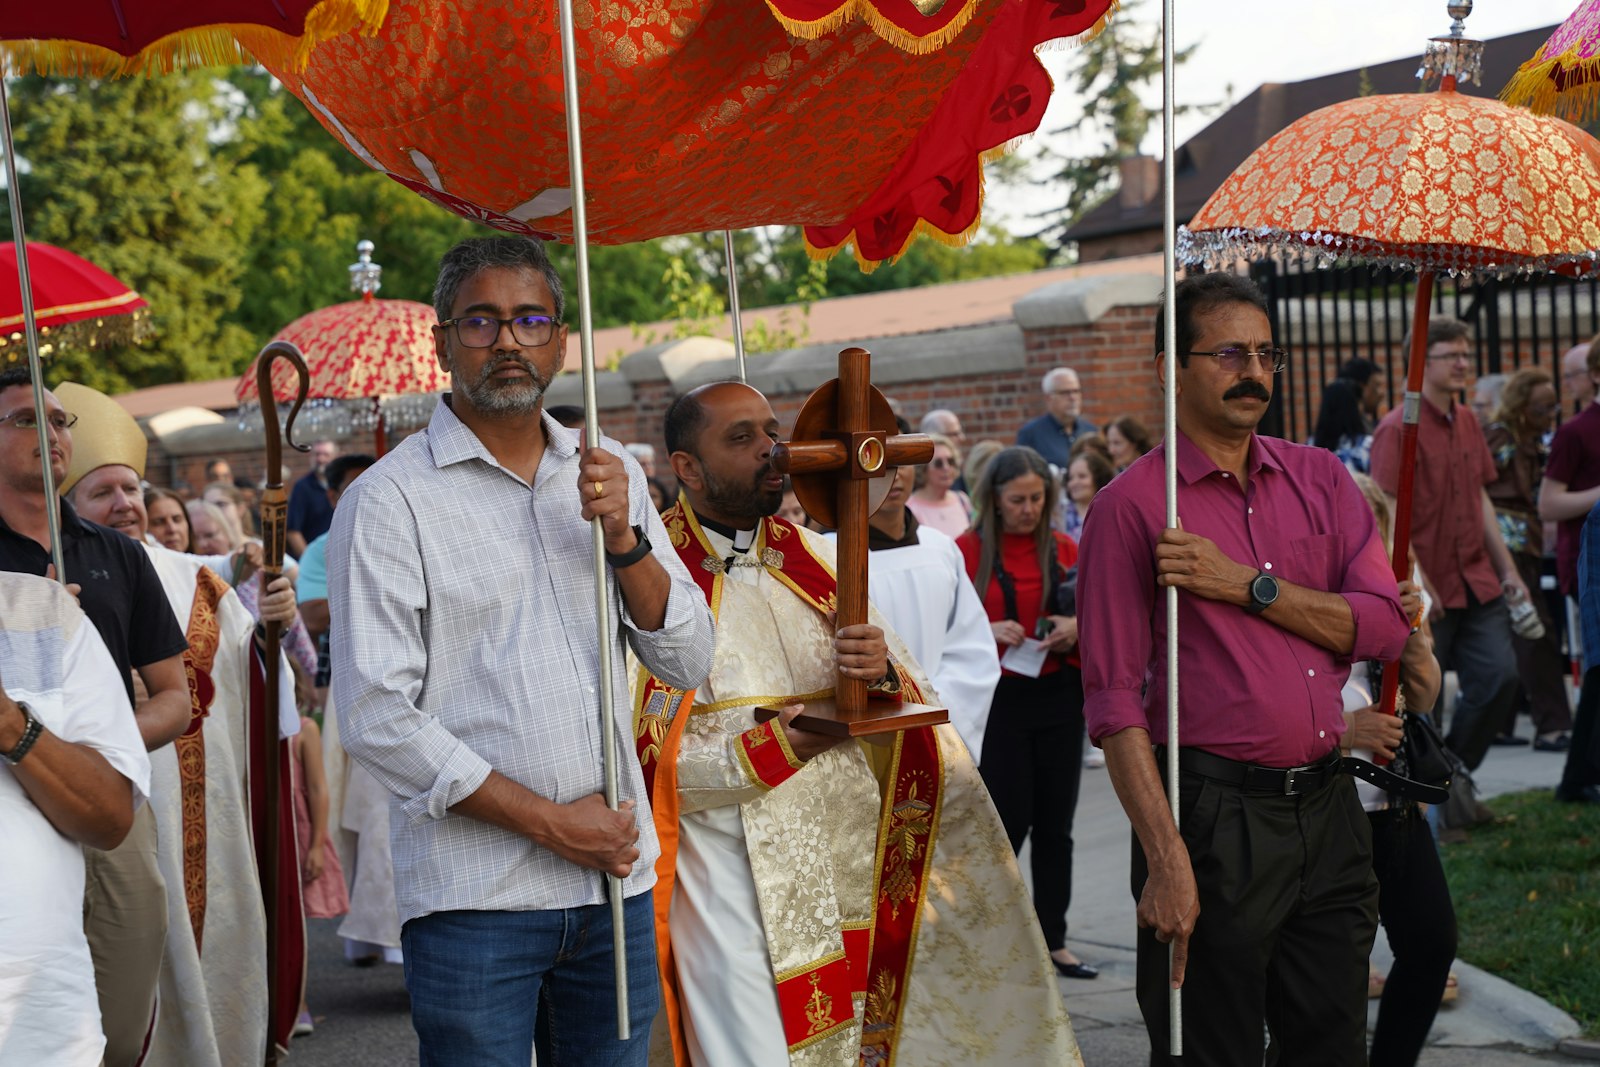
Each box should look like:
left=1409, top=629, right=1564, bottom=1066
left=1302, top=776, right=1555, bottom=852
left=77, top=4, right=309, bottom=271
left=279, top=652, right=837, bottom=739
left=1013, top=273, right=1163, bottom=330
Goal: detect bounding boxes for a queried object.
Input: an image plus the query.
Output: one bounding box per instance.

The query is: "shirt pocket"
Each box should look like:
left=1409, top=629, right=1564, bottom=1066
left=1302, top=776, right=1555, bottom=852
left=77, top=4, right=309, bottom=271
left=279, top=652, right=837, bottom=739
left=1285, top=533, right=1343, bottom=593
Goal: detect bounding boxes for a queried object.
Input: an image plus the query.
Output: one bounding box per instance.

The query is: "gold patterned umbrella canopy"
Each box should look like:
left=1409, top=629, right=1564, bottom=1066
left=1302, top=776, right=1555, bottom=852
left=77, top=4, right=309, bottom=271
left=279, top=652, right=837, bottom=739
left=1501, top=0, right=1600, bottom=123
left=1179, top=86, right=1600, bottom=277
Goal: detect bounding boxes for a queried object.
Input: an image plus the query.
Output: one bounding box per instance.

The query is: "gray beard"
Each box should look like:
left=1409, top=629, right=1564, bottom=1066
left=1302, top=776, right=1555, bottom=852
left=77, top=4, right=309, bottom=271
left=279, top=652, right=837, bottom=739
left=453, top=354, right=550, bottom=417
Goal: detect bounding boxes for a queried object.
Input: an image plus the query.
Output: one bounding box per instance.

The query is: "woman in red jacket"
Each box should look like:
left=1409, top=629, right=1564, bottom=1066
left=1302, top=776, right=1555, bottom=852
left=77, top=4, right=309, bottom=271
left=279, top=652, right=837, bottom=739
left=958, top=446, right=1096, bottom=979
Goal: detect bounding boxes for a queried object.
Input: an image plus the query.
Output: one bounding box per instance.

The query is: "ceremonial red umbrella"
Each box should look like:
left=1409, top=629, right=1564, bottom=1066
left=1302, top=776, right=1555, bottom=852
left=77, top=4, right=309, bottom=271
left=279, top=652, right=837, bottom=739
left=0, top=241, right=149, bottom=361
left=255, top=0, right=1114, bottom=270
left=1179, top=12, right=1600, bottom=724
left=1501, top=0, right=1600, bottom=123
left=235, top=241, right=448, bottom=455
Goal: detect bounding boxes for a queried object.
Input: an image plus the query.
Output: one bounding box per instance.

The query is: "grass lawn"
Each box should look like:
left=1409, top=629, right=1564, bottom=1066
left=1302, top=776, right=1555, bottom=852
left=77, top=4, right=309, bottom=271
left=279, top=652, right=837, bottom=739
left=1437, top=789, right=1600, bottom=1037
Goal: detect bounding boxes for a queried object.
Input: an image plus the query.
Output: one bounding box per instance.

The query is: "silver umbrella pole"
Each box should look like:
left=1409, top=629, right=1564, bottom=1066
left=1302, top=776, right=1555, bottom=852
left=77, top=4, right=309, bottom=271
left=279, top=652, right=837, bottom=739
left=555, top=0, right=629, bottom=1040
left=0, top=77, right=67, bottom=584
left=1160, top=0, right=1182, bottom=1054
left=723, top=230, right=747, bottom=382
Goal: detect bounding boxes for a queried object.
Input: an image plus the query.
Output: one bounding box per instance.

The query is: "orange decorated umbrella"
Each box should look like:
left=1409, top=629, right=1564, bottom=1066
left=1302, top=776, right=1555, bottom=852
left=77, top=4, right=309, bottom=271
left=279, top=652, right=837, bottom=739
left=256, top=0, right=1114, bottom=271
left=1180, top=7, right=1600, bottom=728
left=235, top=241, right=447, bottom=454
left=1501, top=0, right=1600, bottom=123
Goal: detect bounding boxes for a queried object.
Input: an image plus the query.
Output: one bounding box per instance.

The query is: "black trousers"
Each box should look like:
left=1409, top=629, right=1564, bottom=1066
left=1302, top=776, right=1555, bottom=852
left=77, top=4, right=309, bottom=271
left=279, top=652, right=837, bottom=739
left=1132, top=767, right=1378, bottom=1067
left=1368, top=805, right=1458, bottom=1067
left=1560, top=666, right=1600, bottom=797
left=979, top=667, right=1085, bottom=951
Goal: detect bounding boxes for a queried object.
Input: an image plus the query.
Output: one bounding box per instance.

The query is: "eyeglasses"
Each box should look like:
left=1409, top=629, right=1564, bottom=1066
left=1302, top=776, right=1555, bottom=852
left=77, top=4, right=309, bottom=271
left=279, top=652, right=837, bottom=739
left=0, top=409, right=78, bottom=432
left=1188, top=346, right=1289, bottom=373
left=438, top=314, right=560, bottom=349
left=928, top=457, right=956, bottom=469
left=1425, top=351, right=1472, bottom=365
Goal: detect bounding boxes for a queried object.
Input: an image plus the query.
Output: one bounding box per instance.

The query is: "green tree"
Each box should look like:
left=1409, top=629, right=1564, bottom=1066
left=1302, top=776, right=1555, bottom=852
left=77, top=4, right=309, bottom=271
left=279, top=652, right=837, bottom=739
left=1030, top=0, right=1216, bottom=258
left=3, top=73, right=269, bottom=392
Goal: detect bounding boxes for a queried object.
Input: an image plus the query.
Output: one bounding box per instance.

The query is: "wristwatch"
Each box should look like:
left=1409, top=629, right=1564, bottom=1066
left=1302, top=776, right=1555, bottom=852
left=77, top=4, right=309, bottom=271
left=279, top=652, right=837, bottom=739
left=1245, top=571, right=1279, bottom=615
left=1, top=700, right=44, bottom=766
left=605, top=525, right=652, bottom=569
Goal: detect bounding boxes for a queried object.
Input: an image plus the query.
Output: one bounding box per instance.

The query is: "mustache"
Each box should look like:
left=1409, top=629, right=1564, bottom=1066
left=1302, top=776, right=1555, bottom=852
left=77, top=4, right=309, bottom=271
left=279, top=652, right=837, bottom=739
left=1224, top=381, right=1271, bottom=402
left=477, top=355, right=543, bottom=384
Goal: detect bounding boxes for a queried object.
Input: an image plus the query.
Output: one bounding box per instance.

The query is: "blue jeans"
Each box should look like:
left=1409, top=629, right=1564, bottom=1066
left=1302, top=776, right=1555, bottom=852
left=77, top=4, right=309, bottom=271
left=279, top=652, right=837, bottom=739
left=402, top=891, right=659, bottom=1067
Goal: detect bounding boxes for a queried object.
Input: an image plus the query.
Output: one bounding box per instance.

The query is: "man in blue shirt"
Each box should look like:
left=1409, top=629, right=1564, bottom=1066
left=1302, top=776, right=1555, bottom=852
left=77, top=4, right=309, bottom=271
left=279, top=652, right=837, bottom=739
left=287, top=438, right=339, bottom=556
left=1016, top=367, right=1097, bottom=470
left=1560, top=499, right=1600, bottom=804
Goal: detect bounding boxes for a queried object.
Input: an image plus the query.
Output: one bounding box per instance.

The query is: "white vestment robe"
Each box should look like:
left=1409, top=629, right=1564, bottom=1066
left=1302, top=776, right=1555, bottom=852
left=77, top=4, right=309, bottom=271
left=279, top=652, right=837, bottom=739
left=142, top=544, right=299, bottom=1066
left=650, top=521, right=1079, bottom=1067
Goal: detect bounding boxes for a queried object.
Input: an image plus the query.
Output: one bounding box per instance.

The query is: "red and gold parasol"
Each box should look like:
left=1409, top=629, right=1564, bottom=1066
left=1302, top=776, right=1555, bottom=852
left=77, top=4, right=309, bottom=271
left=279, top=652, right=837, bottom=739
left=257, top=0, right=1114, bottom=270
left=0, top=1, right=388, bottom=76
left=1501, top=0, right=1600, bottom=124
left=1180, top=8, right=1600, bottom=729
left=235, top=242, right=447, bottom=452
left=0, top=241, right=150, bottom=361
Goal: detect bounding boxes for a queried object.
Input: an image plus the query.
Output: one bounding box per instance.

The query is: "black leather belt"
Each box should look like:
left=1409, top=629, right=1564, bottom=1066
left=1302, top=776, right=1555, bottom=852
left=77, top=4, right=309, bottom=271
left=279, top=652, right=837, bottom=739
left=1155, top=746, right=1343, bottom=797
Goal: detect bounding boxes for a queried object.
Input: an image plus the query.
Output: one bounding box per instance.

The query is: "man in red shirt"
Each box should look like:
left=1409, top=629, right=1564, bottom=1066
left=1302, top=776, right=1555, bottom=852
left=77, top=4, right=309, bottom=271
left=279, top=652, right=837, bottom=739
left=1371, top=318, right=1526, bottom=773
left=1078, top=273, right=1409, bottom=1066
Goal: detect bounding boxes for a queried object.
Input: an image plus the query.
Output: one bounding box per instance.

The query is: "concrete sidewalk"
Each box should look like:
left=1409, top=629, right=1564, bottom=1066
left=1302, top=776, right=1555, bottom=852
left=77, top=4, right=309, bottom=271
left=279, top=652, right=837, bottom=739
left=1050, top=740, right=1594, bottom=1065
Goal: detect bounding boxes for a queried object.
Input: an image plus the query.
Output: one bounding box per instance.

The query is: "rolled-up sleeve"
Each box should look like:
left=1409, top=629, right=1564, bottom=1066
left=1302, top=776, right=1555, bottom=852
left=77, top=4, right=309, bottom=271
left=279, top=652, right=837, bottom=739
left=620, top=485, right=715, bottom=692
left=1331, top=467, right=1410, bottom=663
left=1078, top=489, right=1156, bottom=745
left=329, top=476, right=492, bottom=824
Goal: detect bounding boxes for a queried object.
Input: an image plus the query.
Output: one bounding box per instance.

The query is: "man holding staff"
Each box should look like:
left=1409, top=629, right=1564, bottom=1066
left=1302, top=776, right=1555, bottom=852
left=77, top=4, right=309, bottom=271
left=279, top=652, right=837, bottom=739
left=330, top=236, right=714, bottom=1066
left=1078, top=273, right=1410, bottom=1065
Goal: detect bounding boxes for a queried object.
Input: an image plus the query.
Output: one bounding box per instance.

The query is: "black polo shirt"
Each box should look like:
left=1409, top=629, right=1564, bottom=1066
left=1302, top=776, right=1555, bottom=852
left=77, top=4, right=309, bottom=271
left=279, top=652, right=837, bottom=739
left=0, top=498, right=188, bottom=703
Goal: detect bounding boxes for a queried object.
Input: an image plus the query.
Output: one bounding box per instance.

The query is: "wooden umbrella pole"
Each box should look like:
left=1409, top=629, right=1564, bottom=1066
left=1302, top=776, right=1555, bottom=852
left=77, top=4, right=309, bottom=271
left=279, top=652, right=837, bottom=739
left=254, top=342, right=310, bottom=1066
left=555, top=0, right=630, bottom=1039
left=1377, top=272, right=1436, bottom=727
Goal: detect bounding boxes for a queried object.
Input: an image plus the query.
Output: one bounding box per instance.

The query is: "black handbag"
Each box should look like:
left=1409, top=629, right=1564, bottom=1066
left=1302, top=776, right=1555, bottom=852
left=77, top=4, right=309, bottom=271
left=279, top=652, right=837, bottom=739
left=1341, top=709, right=1455, bottom=805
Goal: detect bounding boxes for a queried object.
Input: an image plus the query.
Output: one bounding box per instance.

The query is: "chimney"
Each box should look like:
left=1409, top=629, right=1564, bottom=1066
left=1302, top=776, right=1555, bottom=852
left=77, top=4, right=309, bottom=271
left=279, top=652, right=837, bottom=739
left=1118, top=154, right=1160, bottom=210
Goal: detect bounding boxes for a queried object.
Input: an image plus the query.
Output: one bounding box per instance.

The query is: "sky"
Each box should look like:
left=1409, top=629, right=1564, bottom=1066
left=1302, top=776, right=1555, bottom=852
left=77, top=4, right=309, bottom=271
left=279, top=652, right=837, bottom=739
left=989, top=0, right=1580, bottom=230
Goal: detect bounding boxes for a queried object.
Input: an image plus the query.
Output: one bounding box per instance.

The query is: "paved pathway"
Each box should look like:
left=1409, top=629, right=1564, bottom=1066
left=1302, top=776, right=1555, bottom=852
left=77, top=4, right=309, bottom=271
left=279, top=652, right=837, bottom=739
left=288, top=736, right=1594, bottom=1065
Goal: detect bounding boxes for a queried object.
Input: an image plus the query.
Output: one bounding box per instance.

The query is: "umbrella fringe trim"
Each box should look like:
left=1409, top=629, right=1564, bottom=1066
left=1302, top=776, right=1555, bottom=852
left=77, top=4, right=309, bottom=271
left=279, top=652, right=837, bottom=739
left=1177, top=225, right=1600, bottom=280
left=801, top=143, right=1014, bottom=273
left=1501, top=41, right=1600, bottom=125
left=762, top=0, right=980, bottom=57
left=0, top=0, right=388, bottom=77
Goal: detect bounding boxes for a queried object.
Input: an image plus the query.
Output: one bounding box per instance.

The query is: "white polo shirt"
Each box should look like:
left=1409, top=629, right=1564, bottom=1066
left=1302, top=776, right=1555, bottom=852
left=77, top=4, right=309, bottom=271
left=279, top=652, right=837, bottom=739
left=0, top=573, right=150, bottom=1065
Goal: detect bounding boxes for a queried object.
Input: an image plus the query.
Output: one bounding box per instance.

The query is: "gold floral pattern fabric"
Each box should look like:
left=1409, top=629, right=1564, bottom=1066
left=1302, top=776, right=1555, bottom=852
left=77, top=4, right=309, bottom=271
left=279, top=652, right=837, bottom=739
left=236, top=297, right=447, bottom=405
left=1185, top=89, right=1600, bottom=277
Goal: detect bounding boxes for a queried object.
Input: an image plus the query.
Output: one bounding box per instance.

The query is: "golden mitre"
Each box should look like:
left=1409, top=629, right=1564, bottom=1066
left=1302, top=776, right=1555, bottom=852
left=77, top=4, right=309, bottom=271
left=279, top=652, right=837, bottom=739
left=56, top=381, right=146, bottom=495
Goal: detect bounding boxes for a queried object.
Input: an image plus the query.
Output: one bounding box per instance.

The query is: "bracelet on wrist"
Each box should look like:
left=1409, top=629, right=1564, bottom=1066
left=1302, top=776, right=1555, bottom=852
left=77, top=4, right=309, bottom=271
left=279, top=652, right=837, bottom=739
left=1, top=702, right=44, bottom=766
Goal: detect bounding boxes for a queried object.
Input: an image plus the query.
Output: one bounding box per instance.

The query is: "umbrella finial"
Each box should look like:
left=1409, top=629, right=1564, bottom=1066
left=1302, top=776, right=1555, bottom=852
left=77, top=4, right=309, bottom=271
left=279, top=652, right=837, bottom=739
left=350, top=239, right=382, bottom=300
left=1420, top=0, right=1483, bottom=89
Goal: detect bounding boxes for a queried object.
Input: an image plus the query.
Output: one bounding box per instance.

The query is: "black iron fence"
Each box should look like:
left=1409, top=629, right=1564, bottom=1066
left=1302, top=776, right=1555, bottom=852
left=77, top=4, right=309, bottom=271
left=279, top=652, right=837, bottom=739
left=1248, top=257, right=1600, bottom=441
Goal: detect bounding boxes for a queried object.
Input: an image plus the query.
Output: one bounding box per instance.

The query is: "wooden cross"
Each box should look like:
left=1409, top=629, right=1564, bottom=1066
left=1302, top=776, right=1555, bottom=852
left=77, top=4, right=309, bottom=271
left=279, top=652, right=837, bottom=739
left=755, top=347, right=950, bottom=736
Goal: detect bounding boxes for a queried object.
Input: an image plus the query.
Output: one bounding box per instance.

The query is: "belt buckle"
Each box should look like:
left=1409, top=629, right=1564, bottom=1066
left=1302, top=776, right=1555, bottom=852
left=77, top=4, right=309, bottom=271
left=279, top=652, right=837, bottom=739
left=1282, top=768, right=1301, bottom=796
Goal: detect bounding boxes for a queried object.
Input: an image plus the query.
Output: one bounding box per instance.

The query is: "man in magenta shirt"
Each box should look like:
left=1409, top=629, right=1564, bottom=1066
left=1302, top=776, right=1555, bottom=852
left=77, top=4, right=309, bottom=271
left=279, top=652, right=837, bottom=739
left=1541, top=337, right=1600, bottom=599
left=1078, top=273, right=1409, bottom=1067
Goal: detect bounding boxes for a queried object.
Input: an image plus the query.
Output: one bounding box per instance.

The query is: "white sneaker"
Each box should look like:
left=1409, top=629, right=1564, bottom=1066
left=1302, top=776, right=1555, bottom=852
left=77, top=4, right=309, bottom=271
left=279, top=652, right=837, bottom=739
left=1084, top=748, right=1105, bottom=768
left=293, top=1011, right=314, bottom=1037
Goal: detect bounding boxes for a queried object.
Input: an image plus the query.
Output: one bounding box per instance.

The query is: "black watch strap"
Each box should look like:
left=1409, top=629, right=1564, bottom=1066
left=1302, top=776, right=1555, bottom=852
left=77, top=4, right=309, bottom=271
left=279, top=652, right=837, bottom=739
left=606, top=525, right=652, bottom=569
left=2, top=701, right=44, bottom=766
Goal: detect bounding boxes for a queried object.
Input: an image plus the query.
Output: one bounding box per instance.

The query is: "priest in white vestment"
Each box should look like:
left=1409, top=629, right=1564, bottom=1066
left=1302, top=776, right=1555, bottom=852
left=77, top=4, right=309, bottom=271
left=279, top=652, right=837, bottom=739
left=58, top=382, right=306, bottom=1064
left=634, top=383, right=1079, bottom=1067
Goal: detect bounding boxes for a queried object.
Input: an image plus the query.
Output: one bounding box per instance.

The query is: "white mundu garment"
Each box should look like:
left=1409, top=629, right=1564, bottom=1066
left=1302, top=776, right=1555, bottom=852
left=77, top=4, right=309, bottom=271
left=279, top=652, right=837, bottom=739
left=848, top=523, right=1000, bottom=758
left=661, top=524, right=1079, bottom=1067
left=0, top=574, right=150, bottom=1066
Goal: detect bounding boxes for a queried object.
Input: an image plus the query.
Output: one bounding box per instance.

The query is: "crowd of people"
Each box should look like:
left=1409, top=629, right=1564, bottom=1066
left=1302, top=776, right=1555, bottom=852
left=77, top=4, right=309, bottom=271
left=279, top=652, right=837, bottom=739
left=4, top=234, right=1598, bottom=1067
